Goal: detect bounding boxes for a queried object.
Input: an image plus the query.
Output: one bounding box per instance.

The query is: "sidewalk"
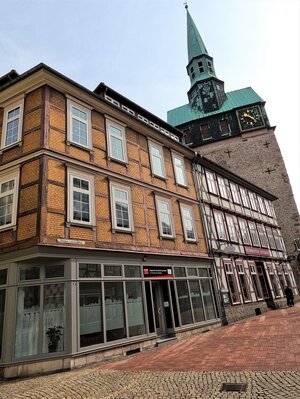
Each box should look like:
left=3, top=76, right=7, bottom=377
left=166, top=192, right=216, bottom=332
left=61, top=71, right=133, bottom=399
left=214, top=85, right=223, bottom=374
left=101, top=303, right=300, bottom=372
left=1, top=304, right=300, bottom=398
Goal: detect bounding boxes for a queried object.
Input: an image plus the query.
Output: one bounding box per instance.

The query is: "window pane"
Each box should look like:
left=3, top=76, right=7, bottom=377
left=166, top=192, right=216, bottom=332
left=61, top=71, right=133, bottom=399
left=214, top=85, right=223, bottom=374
left=0, top=289, right=5, bottom=358
left=45, top=265, right=64, bottom=279
left=72, top=107, right=87, bottom=121
left=187, top=267, right=197, bottom=276
left=201, top=280, right=217, bottom=320
left=238, top=273, right=251, bottom=302
left=43, top=284, right=65, bottom=353
left=72, top=119, right=87, bottom=146
left=15, top=286, right=40, bottom=357
left=189, top=280, right=205, bottom=322
left=20, top=266, right=40, bottom=281
left=80, top=283, right=103, bottom=347
left=126, top=282, right=146, bottom=337
left=116, top=203, right=129, bottom=228
left=111, top=136, right=124, bottom=160
left=73, top=191, right=90, bottom=222
left=198, top=268, right=208, bottom=277
left=0, top=269, right=7, bottom=285
left=105, top=282, right=126, bottom=341
left=5, top=119, right=19, bottom=146
left=104, top=265, right=122, bottom=276
left=176, top=281, right=193, bottom=325
left=79, top=263, right=101, bottom=278
left=124, top=265, right=141, bottom=278
left=0, top=193, right=13, bottom=226
left=174, top=267, right=186, bottom=277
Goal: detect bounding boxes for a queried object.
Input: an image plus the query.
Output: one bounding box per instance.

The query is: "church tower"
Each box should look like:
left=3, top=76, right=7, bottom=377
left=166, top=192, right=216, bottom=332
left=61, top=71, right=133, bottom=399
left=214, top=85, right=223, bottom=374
left=167, top=6, right=300, bottom=284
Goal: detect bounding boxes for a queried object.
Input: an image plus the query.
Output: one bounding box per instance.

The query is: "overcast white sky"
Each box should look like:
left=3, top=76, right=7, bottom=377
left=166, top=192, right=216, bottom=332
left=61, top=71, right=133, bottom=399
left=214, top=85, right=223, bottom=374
left=1, top=0, right=299, bottom=210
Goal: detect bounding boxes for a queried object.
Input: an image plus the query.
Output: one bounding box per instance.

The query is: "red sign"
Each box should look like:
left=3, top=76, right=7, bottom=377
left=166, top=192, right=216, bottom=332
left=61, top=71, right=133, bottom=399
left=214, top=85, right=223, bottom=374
left=244, top=246, right=271, bottom=257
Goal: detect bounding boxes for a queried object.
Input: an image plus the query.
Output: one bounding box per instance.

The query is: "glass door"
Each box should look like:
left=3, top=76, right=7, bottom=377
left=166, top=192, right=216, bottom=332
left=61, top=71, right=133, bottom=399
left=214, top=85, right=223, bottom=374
left=151, top=282, right=167, bottom=336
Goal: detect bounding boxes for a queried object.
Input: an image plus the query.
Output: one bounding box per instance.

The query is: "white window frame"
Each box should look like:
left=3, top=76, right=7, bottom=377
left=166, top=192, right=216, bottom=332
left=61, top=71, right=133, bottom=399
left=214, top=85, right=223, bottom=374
left=180, top=203, right=197, bottom=242
left=238, top=218, right=251, bottom=245
left=106, top=117, right=128, bottom=163
left=240, top=188, right=250, bottom=208
left=264, top=199, right=273, bottom=217
left=248, top=221, right=260, bottom=247
left=0, top=168, right=20, bottom=230
left=224, top=261, right=240, bottom=304
left=149, top=141, right=166, bottom=178
left=249, top=191, right=258, bottom=211
left=156, top=197, right=174, bottom=238
left=230, top=182, right=241, bottom=204
left=1, top=99, right=24, bottom=149
left=172, top=153, right=187, bottom=186
left=257, top=196, right=266, bottom=214
left=257, top=224, right=268, bottom=248
left=110, top=183, right=133, bottom=232
left=217, top=176, right=228, bottom=199
left=225, top=214, right=238, bottom=242
left=213, top=210, right=227, bottom=240
left=67, top=169, right=95, bottom=226
left=205, top=171, right=218, bottom=195
left=67, top=98, right=92, bottom=149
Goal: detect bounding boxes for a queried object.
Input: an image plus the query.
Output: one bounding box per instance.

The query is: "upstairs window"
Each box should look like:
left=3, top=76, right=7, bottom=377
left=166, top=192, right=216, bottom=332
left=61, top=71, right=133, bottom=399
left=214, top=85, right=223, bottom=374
left=68, top=169, right=94, bottom=225
left=201, top=124, right=211, bottom=140
left=220, top=119, right=230, bottom=135
left=240, top=188, right=250, bottom=208
left=0, top=170, right=19, bottom=230
left=217, top=176, right=228, bottom=199
left=180, top=204, right=196, bottom=241
left=264, top=199, right=273, bottom=217
left=248, top=222, right=260, bottom=246
left=230, top=183, right=241, bottom=204
left=238, top=218, right=251, bottom=245
left=207, top=60, right=214, bottom=74
left=205, top=171, right=218, bottom=195
left=249, top=191, right=258, bottom=211
left=111, top=183, right=133, bottom=232
left=156, top=197, right=174, bottom=238
left=67, top=99, right=91, bottom=149
left=1, top=100, right=23, bottom=149
left=257, top=196, right=266, bottom=214
left=273, top=229, right=284, bottom=251
left=149, top=142, right=166, bottom=178
left=172, top=153, right=186, bottom=186
left=198, top=61, right=204, bottom=73
left=265, top=226, right=276, bottom=249
left=213, top=210, right=227, bottom=240
left=225, top=214, right=238, bottom=242
left=257, top=224, right=268, bottom=248
left=106, top=118, right=127, bottom=163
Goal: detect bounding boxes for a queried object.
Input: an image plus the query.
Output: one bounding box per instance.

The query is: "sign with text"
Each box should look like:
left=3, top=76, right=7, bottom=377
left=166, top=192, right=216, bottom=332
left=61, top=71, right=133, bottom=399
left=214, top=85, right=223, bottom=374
left=244, top=246, right=270, bottom=257
left=143, top=267, right=173, bottom=278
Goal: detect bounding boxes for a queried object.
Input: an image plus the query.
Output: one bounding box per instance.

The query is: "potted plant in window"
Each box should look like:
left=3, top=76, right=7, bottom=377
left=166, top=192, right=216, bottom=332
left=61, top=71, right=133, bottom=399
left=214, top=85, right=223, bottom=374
left=46, top=325, right=63, bottom=353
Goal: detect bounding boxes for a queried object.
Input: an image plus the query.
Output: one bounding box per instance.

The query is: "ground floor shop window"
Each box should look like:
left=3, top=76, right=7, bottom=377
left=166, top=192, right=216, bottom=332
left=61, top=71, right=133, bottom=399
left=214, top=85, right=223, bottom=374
left=236, top=264, right=251, bottom=302
left=126, top=282, right=146, bottom=337
left=224, top=262, right=240, bottom=304
left=0, top=289, right=5, bottom=358
left=15, top=283, right=65, bottom=358
left=105, top=282, right=126, bottom=342
left=249, top=264, right=263, bottom=300
left=189, top=280, right=205, bottom=323
left=201, top=279, right=217, bottom=319
left=80, top=283, right=103, bottom=347
left=176, top=281, right=193, bottom=325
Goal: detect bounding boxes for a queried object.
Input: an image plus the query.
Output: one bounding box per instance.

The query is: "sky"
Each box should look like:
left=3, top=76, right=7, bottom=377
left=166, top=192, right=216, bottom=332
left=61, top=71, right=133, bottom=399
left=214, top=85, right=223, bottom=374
left=1, top=0, right=299, bottom=211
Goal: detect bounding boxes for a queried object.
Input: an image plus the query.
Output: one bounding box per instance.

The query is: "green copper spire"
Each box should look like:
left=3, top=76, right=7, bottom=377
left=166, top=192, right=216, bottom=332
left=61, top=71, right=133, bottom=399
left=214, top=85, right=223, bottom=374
left=187, top=7, right=208, bottom=63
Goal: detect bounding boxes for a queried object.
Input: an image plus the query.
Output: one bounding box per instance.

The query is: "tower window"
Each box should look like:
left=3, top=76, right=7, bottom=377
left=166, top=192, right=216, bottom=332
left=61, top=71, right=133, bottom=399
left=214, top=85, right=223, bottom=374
left=220, top=119, right=230, bottom=135
left=200, top=124, right=211, bottom=140
left=192, top=73, right=195, bottom=79
left=207, top=61, right=213, bottom=73
left=198, top=61, right=204, bottom=73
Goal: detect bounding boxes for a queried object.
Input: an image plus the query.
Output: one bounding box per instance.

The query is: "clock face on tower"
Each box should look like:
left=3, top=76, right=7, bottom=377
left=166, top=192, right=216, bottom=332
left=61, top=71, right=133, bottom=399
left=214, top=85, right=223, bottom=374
left=237, top=105, right=265, bottom=131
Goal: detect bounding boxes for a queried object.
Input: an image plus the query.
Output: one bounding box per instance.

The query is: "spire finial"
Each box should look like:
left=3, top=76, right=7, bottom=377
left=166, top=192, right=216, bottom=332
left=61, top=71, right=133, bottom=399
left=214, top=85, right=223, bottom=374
left=184, top=1, right=188, bottom=9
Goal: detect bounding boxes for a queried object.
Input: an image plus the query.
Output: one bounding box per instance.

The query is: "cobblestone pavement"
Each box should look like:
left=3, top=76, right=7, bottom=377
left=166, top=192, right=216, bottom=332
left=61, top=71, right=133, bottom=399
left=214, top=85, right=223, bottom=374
left=1, top=305, right=300, bottom=398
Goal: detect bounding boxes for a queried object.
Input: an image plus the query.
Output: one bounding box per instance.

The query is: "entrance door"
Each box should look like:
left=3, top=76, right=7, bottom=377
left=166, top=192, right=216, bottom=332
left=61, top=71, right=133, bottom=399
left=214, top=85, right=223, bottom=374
left=256, top=262, right=274, bottom=307
left=151, top=282, right=167, bottom=336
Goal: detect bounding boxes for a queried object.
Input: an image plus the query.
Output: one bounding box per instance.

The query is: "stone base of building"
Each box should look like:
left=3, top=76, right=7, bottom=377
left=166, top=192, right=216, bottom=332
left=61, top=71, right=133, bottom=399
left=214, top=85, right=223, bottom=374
left=224, top=297, right=298, bottom=325
left=1, top=320, right=221, bottom=379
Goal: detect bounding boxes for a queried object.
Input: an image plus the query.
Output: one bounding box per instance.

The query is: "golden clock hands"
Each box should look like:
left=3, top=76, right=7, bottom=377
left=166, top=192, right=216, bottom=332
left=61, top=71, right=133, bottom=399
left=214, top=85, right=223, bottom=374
left=243, top=112, right=256, bottom=121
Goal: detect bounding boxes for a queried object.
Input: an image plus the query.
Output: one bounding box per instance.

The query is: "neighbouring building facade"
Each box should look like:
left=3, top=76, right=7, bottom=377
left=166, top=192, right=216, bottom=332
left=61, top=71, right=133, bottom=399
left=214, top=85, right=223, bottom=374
left=194, top=156, right=297, bottom=324
left=0, top=64, right=220, bottom=378
left=167, top=7, right=300, bottom=285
